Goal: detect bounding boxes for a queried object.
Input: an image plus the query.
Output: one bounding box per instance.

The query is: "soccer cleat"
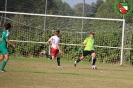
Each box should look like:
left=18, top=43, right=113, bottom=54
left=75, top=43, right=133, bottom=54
left=94, top=66, right=97, bottom=69
left=92, top=65, right=94, bottom=70
left=41, top=50, right=46, bottom=54
left=74, top=61, right=77, bottom=67
left=92, top=65, right=97, bottom=70
left=0, top=69, right=6, bottom=72
left=58, top=66, right=63, bottom=68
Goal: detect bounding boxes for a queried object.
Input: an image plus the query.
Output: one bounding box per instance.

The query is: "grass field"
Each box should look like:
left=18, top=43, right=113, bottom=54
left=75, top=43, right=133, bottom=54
left=0, top=58, right=133, bottom=88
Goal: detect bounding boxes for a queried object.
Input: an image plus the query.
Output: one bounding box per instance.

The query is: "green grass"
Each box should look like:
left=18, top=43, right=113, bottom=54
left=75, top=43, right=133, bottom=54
left=0, top=58, right=133, bottom=88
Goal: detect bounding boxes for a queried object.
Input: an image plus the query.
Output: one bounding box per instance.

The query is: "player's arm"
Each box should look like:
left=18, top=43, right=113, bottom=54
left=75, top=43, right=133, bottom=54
left=5, top=33, right=15, bottom=48
left=82, top=43, right=85, bottom=48
left=78, top=39, right=86, bottom=53
left=47, top=37, right=51, bottom=45
left=56, top=42, right=61, bottom=51
left=6, top=39, right=15, bottom=48
left=82, top=38, right=87, bottom=48
left=48, top=40, right=51, bottom=45
left=56, top=42, right=63, bottom=53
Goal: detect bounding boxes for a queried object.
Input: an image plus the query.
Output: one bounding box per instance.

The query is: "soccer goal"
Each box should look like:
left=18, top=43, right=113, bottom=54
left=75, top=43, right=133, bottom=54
left=0, top=11, right=130, bottom=65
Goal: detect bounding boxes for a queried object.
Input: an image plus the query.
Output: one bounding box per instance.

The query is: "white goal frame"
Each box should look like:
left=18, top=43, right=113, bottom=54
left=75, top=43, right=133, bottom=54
left=0, top=11, right=125, bottom=65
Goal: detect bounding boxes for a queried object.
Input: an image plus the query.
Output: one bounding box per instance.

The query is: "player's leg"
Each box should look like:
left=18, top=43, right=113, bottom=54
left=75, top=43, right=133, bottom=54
left=53, top=49, right=61, bottom=67
left=0, top=55, right=4, bottom=71
left=51, top=56, right=55, bottom=60
left=56, top=53, right=61, bottom=67
left=91, top=52, right=97, bottom=69
left=0, top=55, right=4, bottom=61
left=74, top=56, right=84, bottom=67
left=0, top=54, right=9, bottom=72
left=2, top=54, right=9, bottom=67
left=0, top=49, right=9, bottom=72
left=74, top=51, right=88, bottom=67
left=40, top=50, right=52, bottom=60
left=0, top=49, right=4, bottom=61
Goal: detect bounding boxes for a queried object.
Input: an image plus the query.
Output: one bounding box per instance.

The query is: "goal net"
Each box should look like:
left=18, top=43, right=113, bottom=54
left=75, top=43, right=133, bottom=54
left=0, top=11, right=131, bottom=65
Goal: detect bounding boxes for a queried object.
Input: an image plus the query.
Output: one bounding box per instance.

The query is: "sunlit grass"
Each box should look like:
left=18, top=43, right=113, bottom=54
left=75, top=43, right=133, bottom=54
left=0, top=58, right=133, bottom=88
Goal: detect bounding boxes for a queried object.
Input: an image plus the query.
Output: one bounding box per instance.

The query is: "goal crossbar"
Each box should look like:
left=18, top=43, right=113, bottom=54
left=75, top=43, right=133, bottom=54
left=0, top=11, right=124, bottom=21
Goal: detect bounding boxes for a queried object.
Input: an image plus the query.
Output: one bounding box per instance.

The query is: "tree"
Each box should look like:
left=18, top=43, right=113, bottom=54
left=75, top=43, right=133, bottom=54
left=74, top=3, right=91, bottom=16
left=90, top=0, right=104, bottom=17
left=96, top=0, right=119, bottom=18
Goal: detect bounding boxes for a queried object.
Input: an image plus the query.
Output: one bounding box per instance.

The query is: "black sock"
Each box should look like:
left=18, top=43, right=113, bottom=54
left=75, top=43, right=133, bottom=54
left=92, top=58, right=96, bottom=65
left=57, top=57, right=60, bottom=66
left=45, top=53, right=52, bottom=60
left=76, top=58, right=81, bottom=63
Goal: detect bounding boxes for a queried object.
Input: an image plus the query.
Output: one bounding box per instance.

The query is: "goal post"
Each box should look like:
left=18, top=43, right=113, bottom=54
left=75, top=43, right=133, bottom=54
left=0, top=11, right=126, bottom=65
left=121, top=20, right=125, bottom=65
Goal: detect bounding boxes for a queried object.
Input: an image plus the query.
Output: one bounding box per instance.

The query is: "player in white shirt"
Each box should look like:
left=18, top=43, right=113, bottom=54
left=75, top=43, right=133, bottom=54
left=40, top=30, right=63, bottom=67
left=48, top=34, right=60, bottom=57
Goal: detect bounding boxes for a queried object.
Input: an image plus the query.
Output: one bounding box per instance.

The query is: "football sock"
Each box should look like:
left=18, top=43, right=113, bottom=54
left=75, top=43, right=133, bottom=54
left=45, top=53, right=52, bottom=60
left=57, top=57, right=60, bottom=66
left=1, top=60, right=7, bottom=70
left=41, top=51, right=52, bottom=59
left=76, top=58, right=81, bottom=63
left=92, top=58, right=96, bottom=65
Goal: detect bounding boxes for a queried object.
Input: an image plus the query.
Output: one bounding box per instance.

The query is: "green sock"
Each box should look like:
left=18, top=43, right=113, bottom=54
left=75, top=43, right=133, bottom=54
left=1, top=60, right=7, bottom=70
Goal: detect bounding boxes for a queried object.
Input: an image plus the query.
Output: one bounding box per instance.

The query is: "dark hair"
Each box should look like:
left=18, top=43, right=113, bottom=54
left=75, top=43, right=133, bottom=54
left=90, top=32, right=94, bottom=35
left=4, top=23, right=11, bottom=29
left=55, top=30, right=60, bottom=34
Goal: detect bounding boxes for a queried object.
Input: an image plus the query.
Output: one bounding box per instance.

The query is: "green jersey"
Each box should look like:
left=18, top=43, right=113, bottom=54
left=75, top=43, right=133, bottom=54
left=83, top=37, right=94, bottom=51
left=0, top=30, right=10, bottom=48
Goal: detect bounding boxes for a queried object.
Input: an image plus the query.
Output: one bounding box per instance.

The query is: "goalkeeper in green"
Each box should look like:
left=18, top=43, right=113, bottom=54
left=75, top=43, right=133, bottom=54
left=74, top=32, right=97, bottom=69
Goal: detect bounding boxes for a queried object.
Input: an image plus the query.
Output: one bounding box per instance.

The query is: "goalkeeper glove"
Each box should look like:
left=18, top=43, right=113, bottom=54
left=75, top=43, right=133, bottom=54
left=78, top=46, right=83, bottom=53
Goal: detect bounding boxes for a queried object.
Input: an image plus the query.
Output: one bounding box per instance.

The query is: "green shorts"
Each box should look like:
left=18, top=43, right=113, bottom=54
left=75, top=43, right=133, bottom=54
left=0, top=48, right=9, bottom=55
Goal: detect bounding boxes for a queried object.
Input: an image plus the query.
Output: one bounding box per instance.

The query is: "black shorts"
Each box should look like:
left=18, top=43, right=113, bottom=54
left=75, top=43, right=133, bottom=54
left=82, top=50, right=95, bottom=57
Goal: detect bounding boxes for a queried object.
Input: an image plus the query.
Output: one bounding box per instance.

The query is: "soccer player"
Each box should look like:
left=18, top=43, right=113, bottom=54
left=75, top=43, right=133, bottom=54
left=41, top=30, right=63, bottom=67
left=74, top=32, right=97, bottom=69
left=0, top=23, right=15, bottom=72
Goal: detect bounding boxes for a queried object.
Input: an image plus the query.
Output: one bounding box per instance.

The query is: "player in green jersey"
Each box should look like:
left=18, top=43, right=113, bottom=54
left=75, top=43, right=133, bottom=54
left=74, top=32, right=97, bottom=69
left=0, top=23, right=15, bottom=72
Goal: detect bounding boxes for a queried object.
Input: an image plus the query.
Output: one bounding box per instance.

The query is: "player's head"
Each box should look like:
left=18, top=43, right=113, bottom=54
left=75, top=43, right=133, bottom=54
left=54, top=30, right=60, bottom=36
left=4, top=23, right=11, bottom=30
left=89, top=32, right=94, bottom=38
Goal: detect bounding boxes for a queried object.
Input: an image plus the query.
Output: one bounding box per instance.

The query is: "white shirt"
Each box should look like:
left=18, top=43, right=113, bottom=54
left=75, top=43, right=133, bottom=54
left=48, top=35, right=60, bottom=49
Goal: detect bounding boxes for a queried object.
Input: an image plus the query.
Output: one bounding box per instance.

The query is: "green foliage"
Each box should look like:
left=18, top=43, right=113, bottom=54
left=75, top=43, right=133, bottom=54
left=1, top=0, right=133, bottom=65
